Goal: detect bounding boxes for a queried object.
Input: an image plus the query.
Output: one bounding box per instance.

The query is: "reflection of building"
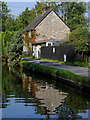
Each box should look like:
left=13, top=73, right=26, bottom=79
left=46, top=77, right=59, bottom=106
left=22, top=74, right=37, bottom=96
left=22, top=74, right=68, bottom=114
left=35, top=83, right=68, bottom=114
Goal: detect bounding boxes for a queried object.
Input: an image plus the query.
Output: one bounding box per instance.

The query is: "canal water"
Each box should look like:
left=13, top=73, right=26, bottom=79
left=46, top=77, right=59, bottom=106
left=2, top=65, right=90, bottom=119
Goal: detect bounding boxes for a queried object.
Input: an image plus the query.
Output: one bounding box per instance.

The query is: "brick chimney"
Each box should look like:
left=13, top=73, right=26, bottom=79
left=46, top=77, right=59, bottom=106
left=42, top=2, right=50, bottom=14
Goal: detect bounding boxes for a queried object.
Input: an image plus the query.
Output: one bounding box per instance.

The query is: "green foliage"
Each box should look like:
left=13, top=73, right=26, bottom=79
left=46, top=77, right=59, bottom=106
left=1, top=1, right=87, bottom=32
left=2, top=30, right=14, bottom=47
left=2, top=64, right=88, bottom=117
left=67, top=27, right=89, bottom=53
left=60, top=2, right=87, bottom=30
left=1, top=2, right=11, bottom=31
left=15, top=7, right=36, bottom=30
left=15, top=2, right=65, bottom=30
left=35, top=2, right=43, bottom=15
left=2, top=30, right=14, bottom=56
left=5, top=15, right=18, bottom=31
left=2, top=65, right=23, bottom=100
left=21, top=53, right=30, bottom=57
left=1, top=2, right=18, bottom=31
left=2, top=1, right=89, bottom=65
left=22, top=61, right=90, bottom=86
left=5, top=31, right=23, bottom=66
left=27, top=57, right=89, bottom=68
left=65, top=62, right=89, bottom=67
left=35, top=2, right=61, bottom=15
left=58, top=92, right=87, bottom=119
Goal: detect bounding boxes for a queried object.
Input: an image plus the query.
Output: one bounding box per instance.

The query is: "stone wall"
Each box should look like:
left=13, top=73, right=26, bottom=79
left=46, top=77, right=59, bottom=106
left=35, top=11, right=71, bottom=42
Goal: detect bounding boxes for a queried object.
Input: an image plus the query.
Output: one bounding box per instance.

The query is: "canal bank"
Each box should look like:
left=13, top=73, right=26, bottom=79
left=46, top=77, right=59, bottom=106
left=2, top=64, right=90, bottom=119
left=21, top=58, right=90, bottom=93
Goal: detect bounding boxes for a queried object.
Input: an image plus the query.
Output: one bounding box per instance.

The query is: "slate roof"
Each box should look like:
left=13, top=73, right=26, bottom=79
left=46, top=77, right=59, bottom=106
left=23, top=9, right=71, bottom=33
left=23, top=9, right=53, bottom=33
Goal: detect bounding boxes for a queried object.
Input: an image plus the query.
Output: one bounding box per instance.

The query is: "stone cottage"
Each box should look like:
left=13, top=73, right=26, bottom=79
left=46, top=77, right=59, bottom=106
left=23, top=4, right=71, bottom=58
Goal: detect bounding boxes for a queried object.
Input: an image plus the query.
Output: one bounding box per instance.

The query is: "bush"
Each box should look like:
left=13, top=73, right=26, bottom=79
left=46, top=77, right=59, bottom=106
left=67, top=27, right=89, bottom=54
left=5, top=31, right=23, bottom=67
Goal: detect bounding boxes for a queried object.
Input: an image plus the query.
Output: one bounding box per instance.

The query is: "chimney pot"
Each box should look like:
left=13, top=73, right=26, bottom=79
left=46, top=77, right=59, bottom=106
left=42, top=3, right=50, bottom=14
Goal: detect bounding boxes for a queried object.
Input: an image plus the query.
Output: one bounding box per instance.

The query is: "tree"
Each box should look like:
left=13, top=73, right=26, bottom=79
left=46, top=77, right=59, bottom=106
left=5, top=31, right=23, bottom=66
left=60, top=2, right=87, bottom=30
left=67, top=27, right=89, bottom=56
left=2, top=30, right=14, bottom=46
left=1, top=2, right=17, bottom=31
left=35, top=2, right=43, bottom=15
left=1, top=2, right=11, bottom=31
left=16, top=2, right=62, bottom=31
left=15, top=7, right=36, bottom=30
left=2, top=30, right=14, bottom=57
left=35, top=2, right=60, bottom=15
left=5, top=15, right=17, bottom=31
left=57, top=91, right=87, bottom=119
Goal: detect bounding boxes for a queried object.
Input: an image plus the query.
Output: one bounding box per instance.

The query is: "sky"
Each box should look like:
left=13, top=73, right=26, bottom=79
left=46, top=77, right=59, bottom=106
left=1, top=0, right=90, bottom=18
left=7, top=2, right=36, bottom=17
left=1, top=0, right=90, bottom=2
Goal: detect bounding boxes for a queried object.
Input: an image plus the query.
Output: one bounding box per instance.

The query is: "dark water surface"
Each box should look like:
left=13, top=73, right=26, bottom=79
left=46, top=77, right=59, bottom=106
left=2, top=65, right=90, bottom=119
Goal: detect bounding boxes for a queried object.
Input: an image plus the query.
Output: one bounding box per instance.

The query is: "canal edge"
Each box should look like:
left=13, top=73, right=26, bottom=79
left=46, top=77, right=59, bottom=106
left=21, top=61, right=90, bottom=93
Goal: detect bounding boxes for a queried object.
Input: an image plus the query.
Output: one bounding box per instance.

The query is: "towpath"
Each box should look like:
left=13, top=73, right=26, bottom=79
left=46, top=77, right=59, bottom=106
left=22, top=58, right=90, bottom=79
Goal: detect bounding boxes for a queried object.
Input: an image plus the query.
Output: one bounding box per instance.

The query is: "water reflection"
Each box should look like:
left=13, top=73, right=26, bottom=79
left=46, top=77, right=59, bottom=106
left=35, top=83, right=68, bottom=114
left=22, top=73, right=68, bottom=115
left=2, top=65, right=90, bottom=119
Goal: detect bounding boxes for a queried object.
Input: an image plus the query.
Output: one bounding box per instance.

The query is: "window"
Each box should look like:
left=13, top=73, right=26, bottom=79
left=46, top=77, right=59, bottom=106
left=48, top=43, right=51, bottom=46
left=53, top=48, right=55, bottom=53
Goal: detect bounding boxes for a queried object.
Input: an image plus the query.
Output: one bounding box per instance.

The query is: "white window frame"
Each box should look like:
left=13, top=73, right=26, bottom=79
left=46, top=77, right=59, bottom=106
left=53, top=48, right=55, bottom=53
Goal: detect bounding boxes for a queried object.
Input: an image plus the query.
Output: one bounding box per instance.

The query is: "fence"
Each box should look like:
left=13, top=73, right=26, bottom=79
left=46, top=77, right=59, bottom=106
left=41, top=45, right=90, bottom=63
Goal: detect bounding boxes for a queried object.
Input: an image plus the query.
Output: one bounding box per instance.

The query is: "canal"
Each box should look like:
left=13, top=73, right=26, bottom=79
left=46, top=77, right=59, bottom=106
left=2, top=65, right=90, bottom=119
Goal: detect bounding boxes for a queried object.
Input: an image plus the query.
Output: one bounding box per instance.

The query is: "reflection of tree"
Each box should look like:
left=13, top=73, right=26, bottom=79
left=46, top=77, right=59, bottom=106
left=56, top=92, right=88, bottom=119
left=2, top=65, right=24, bottom=108
left=2, top=95, right=9, bottom=108
left=2, top=66, right=89, bottom=119
left=21, top=72, right=89, bottom=119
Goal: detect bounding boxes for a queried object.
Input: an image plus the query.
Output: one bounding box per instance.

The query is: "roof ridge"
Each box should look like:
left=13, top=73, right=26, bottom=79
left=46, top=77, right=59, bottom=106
left=23, top=8, right=71, bottom=33
left=23, top=9, right=53, bottom=33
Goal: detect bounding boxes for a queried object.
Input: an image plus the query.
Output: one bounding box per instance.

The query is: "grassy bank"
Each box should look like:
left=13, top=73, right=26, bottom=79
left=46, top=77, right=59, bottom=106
left=40, top=58, right=89, bottom=67
left=21, top=61, right=90, bottom=87
left=23, top=57, right=90, bottom=68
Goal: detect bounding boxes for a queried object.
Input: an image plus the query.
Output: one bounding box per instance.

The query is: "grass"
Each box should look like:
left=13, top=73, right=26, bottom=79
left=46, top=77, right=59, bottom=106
left=21, top=61, right=90, bottom=87
left=23, top=57, right=90, bottom=68
left=40, top=58, right=90, bottom=68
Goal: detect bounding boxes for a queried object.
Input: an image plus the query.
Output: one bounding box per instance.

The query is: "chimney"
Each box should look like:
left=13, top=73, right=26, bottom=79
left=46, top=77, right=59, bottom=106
left=42, top=2, right=50, bottom=14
